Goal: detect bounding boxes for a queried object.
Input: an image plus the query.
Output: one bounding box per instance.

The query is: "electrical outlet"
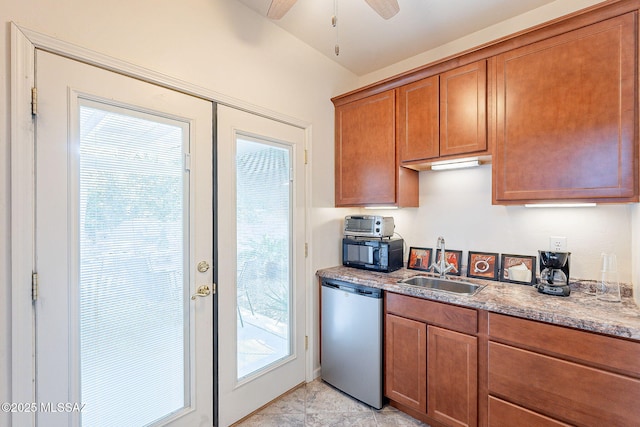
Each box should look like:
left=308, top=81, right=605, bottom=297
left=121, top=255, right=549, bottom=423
left=549, top=236, right=567, bottom=251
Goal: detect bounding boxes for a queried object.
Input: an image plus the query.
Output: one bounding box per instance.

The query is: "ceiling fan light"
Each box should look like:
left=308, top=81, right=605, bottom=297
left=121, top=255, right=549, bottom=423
left=365, top=0, right=400, bottom=19
left=267, top=0, right=298, bottom=20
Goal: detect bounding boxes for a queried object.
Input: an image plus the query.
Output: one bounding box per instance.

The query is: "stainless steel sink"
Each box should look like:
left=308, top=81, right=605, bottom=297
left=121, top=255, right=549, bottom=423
left=399, top=276, right=484, bottom=296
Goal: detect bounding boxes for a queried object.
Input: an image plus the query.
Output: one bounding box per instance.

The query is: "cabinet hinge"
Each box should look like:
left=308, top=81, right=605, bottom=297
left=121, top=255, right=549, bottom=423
left=305, top=243, right=308, bottom=258
left=212, top=283, right=217, bottom=295
left=32, top=272, right=38, bottom=301
left=31, top=87, right=38, bottom=116
left=305, top=335, right=309, bottom=351
left=304, top=149, right=308, bottom=165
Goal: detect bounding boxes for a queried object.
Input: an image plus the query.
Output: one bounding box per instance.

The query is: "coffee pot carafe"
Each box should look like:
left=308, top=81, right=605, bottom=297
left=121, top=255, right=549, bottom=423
left=536, top=251, right=571, bottom=296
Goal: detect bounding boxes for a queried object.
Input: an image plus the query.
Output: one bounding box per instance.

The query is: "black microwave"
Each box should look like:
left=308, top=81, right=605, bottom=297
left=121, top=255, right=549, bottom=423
left=342, top=237, right=403, bottom=272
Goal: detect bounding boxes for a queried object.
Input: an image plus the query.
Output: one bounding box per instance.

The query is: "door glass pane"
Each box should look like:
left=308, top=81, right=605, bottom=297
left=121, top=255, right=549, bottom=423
left=79, top=101, right=189, bottom=426
left=236, top=137, right=292, bottom=380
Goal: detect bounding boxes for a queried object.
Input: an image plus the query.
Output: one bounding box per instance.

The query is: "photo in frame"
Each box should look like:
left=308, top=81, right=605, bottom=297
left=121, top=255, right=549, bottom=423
left=434, top=249, right=463, bottom=276
left=467, top=251, right=499, bottom=280
left=500, top=254, right=537, bottom=285
left=407, top=247, right=433, bottom=271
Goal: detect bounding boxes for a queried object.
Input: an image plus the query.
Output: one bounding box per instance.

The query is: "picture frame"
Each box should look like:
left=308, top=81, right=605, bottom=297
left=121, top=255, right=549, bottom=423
left=434, top=249, right=463, bottom=276
left=467, top=251, right=499, bottom=280
left=500, top=254, right=536, bottom=285
left=407, top=247, right=432, bottom=271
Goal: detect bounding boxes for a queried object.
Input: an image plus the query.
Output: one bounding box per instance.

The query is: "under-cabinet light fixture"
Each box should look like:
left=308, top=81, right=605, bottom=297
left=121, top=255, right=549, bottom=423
left=364, top=206, right=399, bottom=210
left=524, top=203, right=597, bottom=208
left=430, top=157, right=480, bottom=171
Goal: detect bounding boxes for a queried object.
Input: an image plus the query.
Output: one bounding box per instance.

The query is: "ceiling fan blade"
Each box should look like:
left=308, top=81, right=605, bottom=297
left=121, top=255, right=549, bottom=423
left=267, top=0, right=298, bottom=20
left=365, top=0, right=400, bottom=20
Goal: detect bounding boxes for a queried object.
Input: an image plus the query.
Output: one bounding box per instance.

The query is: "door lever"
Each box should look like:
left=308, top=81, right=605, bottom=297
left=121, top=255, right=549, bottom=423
left=191, top=284, right=212, bottom=300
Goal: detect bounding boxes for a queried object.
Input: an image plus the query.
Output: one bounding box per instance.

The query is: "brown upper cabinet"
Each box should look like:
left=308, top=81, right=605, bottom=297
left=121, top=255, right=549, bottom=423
left=333, top=2, right=640, bottom=207
left=334, top=90, right=418, bottom=207
left=492, top=12, right=638, bottom=204
left=440, top=61, right=488, bottom=158
left=397, top=76, right=439, bottom=162
left=399, top=60, right=488, bottom=165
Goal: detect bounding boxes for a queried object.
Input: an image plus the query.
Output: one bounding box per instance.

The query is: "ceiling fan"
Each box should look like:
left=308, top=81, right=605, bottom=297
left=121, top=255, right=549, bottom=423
left=267, top=0, right=400, bottom=20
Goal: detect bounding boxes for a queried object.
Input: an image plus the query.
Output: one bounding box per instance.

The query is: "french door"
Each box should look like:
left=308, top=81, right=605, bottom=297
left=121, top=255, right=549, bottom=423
left=217, top=105, right=307, bottom=426
left=34, top=50, right=214, bottom=426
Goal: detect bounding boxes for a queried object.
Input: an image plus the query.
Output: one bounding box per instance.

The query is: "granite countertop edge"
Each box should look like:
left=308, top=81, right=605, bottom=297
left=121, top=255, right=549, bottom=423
left=316, top=266, right=640, bottom=340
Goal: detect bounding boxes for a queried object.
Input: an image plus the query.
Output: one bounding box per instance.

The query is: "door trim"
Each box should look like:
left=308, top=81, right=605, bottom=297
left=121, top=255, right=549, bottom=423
left=10, top=24, right=36, bottom=427
left=10, top=22, right=313, bottom=427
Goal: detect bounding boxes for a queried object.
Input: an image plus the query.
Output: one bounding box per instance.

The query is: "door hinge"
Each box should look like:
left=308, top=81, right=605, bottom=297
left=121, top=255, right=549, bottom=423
left=32, top=272, right=38, bottom=301
left=212, top=283, right=217, bottom=295
left=31, top=87, right=38, bottom=116
left=305, top=243, right=308, bottom=258
left=305, top=335, right=309, bottom=351
left=184, top=153, right=191, bottom=171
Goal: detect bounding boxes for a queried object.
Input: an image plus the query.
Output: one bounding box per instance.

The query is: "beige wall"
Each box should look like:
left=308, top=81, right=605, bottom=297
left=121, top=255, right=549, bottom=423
left=366, top=166, right=634, bottom=283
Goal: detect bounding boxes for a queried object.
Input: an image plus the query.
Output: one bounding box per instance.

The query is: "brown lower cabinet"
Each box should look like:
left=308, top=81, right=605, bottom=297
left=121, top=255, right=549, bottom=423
left=487, top=312, right=640, bottom=426
left=385, top=292, right=478, bottom=427
left=383, top=292, right=640, bottom=427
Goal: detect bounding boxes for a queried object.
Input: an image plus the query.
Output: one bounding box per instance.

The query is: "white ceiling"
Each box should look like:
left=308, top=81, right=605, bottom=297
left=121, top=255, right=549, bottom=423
left=237, top=0, right=559, bottom=76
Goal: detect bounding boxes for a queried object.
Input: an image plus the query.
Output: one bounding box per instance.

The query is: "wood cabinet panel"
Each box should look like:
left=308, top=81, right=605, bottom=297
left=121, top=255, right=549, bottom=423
left=334, top=90, right=418, bottom=207
left=385, top=313, right=427, bottom=412
left=488, top=341, right=640, bottom=426
left=488, top=397, right=570, bottom=427
left=488, top=312, right=640, bottom=378
left=428, top=326, right=477, bottom=427
left=386, top=292, right=477, bottom=334
left=335, top=90, right=397, bottom=206
left=440, top=61, right=487, bottom=157
left=493, top=13, right=637, bottom=203
left=398, top=76, right=440, bottom=162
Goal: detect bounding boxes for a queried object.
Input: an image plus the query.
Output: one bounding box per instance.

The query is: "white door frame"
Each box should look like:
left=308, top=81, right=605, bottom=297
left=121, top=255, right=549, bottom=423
left=10, top=22, right=314, bottom=426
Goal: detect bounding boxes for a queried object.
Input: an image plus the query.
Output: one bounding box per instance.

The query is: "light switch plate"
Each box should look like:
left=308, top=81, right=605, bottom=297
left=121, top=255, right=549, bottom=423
left=549, top=236, right=567, bottom=251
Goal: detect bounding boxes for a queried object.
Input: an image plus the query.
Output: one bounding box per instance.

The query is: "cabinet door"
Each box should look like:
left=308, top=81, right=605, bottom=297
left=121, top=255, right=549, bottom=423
left=385, top=314, right=427, bottom=413
left=428, top=326, right=477, bottom=427
left=440, top=61, right=487, bottom=157
left=335, top=90, right=397, bottom=206
left=398, top=76, right=439, bottom=162
left=493, top=13, right=637, bottom=203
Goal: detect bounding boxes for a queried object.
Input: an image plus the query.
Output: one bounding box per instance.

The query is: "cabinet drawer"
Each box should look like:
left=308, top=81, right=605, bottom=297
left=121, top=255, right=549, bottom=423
left=386, top=292, right=477, bottom=334
left=488, top=342, right=640, bottom=426
left=488, top=313, right=640, bottom=378
left=488, top=397, right=570, bottom=427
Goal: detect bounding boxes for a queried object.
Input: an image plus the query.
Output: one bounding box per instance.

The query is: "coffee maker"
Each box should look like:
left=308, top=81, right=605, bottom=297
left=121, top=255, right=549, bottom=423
left=536, top=251, right=571, bottom=296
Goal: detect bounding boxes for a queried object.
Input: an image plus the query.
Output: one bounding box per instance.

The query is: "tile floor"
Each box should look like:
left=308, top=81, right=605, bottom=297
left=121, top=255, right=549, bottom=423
left=233, top=378, right=430, bottom=427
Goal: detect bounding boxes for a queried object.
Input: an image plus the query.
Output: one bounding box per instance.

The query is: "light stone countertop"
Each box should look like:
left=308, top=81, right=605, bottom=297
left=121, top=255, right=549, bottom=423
left=316, top=266, right=640, bottom=340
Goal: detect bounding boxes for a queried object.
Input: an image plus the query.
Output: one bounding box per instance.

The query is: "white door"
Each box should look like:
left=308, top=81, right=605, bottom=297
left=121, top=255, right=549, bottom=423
left=34, top=50, right=214, bottom=427
left=217, top=105, right=306, bottom=426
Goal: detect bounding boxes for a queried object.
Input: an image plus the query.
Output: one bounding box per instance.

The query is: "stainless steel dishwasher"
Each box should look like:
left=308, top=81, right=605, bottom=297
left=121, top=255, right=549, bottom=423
left=321, top=278, right=383, bottom=409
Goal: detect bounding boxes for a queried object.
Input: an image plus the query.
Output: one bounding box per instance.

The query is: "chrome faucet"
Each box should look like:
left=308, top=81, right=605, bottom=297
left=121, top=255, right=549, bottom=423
left=430, top=236, right=455, bottom=278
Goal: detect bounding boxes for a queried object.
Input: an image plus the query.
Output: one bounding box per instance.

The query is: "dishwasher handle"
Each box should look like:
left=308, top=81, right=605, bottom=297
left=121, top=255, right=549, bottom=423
left=321, top=279, right=382, bottom=298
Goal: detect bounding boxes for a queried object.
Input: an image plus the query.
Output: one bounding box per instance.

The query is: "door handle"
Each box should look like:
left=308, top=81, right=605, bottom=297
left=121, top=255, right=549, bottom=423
left=191, top=284, right=213, bottom=300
